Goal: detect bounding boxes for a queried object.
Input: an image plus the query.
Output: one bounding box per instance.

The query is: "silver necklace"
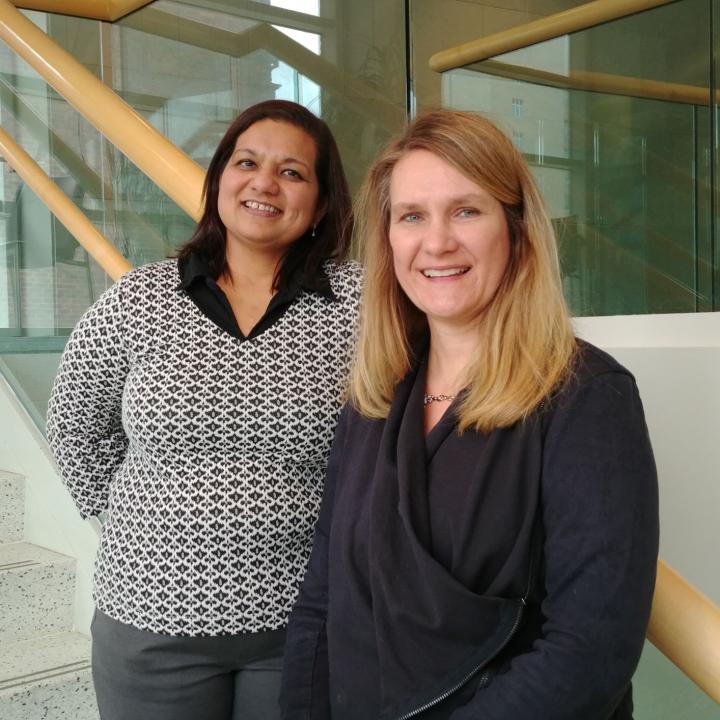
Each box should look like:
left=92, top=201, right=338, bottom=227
left=423, top=393, right=456, bottom=406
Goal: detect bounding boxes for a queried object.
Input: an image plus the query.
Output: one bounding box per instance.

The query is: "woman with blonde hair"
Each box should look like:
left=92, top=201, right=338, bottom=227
left=281, top=110, right=658, bottom=720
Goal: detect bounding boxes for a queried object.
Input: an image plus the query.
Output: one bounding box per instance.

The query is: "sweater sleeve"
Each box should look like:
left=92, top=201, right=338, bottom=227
left=281, top=406, right=349, bottom=720
left=450, top=371, right=659, bottom=720
left=46, top=279, right=130, bottom=519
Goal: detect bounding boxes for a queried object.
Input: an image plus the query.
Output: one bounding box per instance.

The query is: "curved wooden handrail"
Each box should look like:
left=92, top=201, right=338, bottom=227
left=648, top=560, right=720, bottom=704
left=429, top=0, right=677, bottom=73
left=0, top=0, right=204, bottom=220
left=10, top=0, right=152, bottom=22
left=0, top=126, right=131, bottom=281
left=567, top=70, right=715, bottom=106
left=469, top=59, right=715, bottom=106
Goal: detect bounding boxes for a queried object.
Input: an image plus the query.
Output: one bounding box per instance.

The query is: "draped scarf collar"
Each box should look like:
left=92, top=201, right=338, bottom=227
left=366, top=353, right=533, bottom=720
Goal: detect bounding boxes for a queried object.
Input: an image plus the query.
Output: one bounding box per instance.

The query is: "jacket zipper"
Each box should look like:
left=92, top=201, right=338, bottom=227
left=393, top=472, right=541, bottom=720
left=394, top=598, right=526, bottom=720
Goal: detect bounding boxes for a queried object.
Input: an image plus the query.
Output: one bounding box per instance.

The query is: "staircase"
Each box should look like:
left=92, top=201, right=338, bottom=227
left=0, top=470, right=99, bottom=719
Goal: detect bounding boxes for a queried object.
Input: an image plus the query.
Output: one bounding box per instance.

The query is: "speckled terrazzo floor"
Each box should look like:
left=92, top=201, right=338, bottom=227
left=0, top=477, right=99, bottom=720
left=0, top=633, right=97, bottom=720
left=0, top=472, right=24, bottom=543
left=0, top=632, right=91, bottom=687
left=0, top=543, right=75, bottom=643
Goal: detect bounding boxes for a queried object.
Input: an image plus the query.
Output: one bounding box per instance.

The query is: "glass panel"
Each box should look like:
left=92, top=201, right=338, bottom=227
left=41, top=1, right=407, bottom=194
left=0, top=2, right=408, bottom=429
left=438, top=0, right=718, bottom=316
left=0, top=352, right=63, bottom=429
left=0, top=22, right=191, bottom=427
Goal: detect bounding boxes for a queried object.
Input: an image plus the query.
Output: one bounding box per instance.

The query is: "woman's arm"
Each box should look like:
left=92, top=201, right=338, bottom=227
left=281, top=407, right=349, bottom=720
left=451, top=370, right=659, bottom=720
left=46, top=280, right=130, bottom=519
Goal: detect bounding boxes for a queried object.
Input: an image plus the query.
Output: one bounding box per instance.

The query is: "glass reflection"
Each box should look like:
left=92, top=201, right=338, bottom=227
left=0, top=0, right=408, bottom=429
left=441, top=0, right=717, bottom=316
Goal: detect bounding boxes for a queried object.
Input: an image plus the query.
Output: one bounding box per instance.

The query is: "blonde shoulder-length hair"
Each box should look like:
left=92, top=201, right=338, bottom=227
left=349, top=110, right=577, bottom=433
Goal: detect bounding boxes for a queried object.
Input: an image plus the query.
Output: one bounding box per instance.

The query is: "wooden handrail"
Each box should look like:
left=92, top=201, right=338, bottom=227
left=568, top=70, right=715, bottom=106
left=648, top=560, right=720, bottom=704
left=10, top=0, right=152, bottom=22
left=429, top=0, right=678, bottom=73
left=0, top=126, right=131, bottom=281
left=470, top=59, right=715, bottom=106
left=0, top=0, right=204, bottom=220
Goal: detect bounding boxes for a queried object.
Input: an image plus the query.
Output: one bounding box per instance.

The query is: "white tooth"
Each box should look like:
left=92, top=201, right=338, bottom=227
left=423, top=268, right=467, bottom=278
left=245, top=201, right=279, bottom=213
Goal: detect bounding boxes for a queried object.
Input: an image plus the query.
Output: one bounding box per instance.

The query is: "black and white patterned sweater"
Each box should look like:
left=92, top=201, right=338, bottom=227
left=47, top=259, right=362, bottom=636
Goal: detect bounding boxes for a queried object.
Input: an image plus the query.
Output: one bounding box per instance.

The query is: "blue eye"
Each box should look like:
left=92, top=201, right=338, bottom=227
left=402, top=213, right=421, bottom=223
left=458, top=207, right=478, bottom=217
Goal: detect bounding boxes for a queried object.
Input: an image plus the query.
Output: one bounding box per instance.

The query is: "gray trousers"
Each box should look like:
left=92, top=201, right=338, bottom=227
left=91, top=610, right=285, bottom=720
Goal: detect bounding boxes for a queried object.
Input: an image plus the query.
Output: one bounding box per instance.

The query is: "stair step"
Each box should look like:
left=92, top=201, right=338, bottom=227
left=0, top=631, right=98, bottom=719
left=0, top=472, right=24, bottom=543
left=0, top=543, right=75, bottom=643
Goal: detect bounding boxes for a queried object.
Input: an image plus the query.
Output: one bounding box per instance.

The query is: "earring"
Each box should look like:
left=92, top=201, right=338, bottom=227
left=311, top=224, right=317, bottom=238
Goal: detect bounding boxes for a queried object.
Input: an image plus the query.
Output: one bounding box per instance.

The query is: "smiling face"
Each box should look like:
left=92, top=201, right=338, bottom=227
left=388, top=149, right=511, bottom=335
left=217, top=118, right=322, bottom=262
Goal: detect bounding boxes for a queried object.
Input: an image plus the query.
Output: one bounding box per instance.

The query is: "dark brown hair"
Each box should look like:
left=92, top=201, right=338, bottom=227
left=178, top=100, right=352, bottom=289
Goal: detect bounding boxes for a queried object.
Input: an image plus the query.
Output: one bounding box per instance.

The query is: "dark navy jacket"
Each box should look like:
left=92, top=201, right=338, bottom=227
left=281, top=343, right=659, bottom=720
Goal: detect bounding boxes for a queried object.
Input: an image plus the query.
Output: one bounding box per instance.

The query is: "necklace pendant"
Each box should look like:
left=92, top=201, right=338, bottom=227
left=423, top=393, right=456, bottom=406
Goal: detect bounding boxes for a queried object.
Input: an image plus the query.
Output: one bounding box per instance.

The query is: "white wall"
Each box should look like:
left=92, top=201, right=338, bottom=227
left=0, top=372, right=98, bottom=634
left=575, top=311, right=720, bottom=605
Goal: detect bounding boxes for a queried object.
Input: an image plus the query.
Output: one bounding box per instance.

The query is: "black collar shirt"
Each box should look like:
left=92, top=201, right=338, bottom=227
left=177, top=251, right=336, bottom=340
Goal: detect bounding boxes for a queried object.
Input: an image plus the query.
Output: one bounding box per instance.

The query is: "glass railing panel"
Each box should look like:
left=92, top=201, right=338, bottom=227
left=0, top=48, right=194, bottom=429
left=0, top=345, right=65, bottom=430
left=439, top=0, right=718, bottom=316
left=0, top=18, right=194, bottom=264
left=38, top=1, right=407, bottom=195
left=8, top=0, right=409, bottom=235
left=633, top=641, right=720, bottom=719
left=0, top=2, right=408, bottom=430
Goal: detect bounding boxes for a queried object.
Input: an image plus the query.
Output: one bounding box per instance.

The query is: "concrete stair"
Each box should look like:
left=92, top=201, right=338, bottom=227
left=0, top=472, right=23, bottom=543
left=0, top=470, right=99, bottom=719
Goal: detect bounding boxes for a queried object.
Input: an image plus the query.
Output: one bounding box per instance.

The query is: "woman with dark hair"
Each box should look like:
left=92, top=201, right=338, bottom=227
left=281, top=110, right=658, bottom=719
left=47, top=100, right=361, bottom=720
